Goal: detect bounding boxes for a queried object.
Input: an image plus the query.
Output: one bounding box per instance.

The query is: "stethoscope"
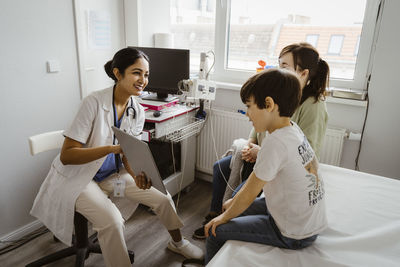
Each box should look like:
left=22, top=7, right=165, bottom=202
left=122, top=100, right=142, bottom=136
left=112, top=96, right=138, bottom=138
left=125, top=103, right=136, bottom=120
left=112, top=93, right=137, bottom=174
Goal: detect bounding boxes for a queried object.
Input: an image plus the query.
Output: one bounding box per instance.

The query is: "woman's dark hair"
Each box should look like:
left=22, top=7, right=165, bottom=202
left=279, top=42, right=330, bottom=104
left=104, top=47, right=149, bottom=82
left=240, top=69, right=301, bottom=117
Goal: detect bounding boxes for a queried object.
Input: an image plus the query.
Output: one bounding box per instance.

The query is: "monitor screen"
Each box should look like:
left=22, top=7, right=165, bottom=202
left=130, top=46, right=190, bottom=101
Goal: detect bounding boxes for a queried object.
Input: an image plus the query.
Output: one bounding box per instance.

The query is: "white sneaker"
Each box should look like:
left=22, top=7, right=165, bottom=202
left=167, top=238, right=204, bottom=260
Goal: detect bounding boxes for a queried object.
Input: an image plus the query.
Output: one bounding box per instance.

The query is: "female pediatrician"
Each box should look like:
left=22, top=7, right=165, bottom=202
left=30, top=48, right=203, bottom=267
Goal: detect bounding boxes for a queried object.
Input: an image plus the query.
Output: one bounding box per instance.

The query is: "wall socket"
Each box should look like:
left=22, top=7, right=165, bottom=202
left=46, top=60, right=61, bottom=73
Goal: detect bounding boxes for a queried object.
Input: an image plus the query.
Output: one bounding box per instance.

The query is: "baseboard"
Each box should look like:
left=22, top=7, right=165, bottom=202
left=196, top=170, right=212, bottom=183
left=0, top=220, right=44, bottom=250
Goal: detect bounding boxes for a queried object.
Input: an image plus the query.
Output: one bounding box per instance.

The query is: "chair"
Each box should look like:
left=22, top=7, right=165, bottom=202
left=26, top=130, right=134, bottom=267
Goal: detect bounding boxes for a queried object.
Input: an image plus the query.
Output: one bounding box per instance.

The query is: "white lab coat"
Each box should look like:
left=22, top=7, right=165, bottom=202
left=30, top=87, right=146, bottom=246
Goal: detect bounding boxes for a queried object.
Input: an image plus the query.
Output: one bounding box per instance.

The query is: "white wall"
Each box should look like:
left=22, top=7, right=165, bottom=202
left=125, top=0, right=171, bottom=47
left=0, top=0, right=81, bottom=237
left=74, top=0, right=126, bottom=97
left=140, top=0, right=171, bottom=46
left=358, top=0, right=400, bottom=178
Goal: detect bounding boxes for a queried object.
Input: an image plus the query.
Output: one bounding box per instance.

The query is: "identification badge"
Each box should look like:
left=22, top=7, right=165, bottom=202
left=113, top=179, right=126, bottom=197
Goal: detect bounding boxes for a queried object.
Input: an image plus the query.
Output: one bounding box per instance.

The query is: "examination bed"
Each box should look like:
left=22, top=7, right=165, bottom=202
left=207, top=164, right=400, bottom=267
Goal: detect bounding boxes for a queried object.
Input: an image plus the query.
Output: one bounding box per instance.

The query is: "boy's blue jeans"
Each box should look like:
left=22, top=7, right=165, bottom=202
left=210, top=155, right=232, bottom=213
left=231, top=160, right=255, bottom=197
left=210, top=156, right=255, bottom=213
left=205, top=197, right=318, bottom=264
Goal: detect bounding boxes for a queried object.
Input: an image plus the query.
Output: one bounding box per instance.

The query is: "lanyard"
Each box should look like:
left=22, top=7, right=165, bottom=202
left=112, top=91, right=123, bottom=174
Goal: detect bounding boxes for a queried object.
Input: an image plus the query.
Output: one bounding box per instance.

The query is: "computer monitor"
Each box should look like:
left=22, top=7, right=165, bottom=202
left=130, top=46, right=190, bottom=102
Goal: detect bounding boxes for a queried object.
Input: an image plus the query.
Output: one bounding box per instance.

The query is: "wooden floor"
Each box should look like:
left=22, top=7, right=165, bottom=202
left=0, top=179, right=212, bottom=267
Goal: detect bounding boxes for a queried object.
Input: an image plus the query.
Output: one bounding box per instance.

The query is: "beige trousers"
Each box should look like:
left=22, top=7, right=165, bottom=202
left=75, top=170, right=184, bottom=267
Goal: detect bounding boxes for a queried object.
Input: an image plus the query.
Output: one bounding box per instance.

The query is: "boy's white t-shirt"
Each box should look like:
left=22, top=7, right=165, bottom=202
left=254, top=122, right=327, bottom=239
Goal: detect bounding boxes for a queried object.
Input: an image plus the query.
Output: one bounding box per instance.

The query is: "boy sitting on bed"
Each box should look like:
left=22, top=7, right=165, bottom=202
left=204, top=68, right=327, bottom=264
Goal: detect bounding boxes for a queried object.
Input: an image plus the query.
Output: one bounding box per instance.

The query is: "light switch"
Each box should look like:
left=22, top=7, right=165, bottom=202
left=47, top=60, right=61, bottom=73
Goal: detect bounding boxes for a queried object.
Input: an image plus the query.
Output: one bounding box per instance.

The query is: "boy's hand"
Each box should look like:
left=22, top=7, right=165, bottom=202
left=248, top=143, right=260, bottom=162
left=242, top=143, right=259, bottom=163
left=241, top=145, right=252, bottom=161
left=204, top=214, right=229, bottom=238
left=222, top=198, right=233, bottom=213
left=241, top=145, right=250, bottom=154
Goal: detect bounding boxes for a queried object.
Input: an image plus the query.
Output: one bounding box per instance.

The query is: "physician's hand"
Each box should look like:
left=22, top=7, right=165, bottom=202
left=122, top=155, right=151, bottom=190
left=110, top=144, right=122, bottom=154
left=204, top=214, right=230, bottom=238
left=134, top=171, right=152, bottom=190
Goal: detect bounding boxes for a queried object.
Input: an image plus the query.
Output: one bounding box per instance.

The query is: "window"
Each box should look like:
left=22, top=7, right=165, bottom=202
left=305, top=34, right=319, bottom=48
left=170, top=0, right=216, bottom=73
left=354, top=35, right=361, bottom=56
left=327, top=35, right=345, bottom=55
left=170, top=0, right=381, bottom=90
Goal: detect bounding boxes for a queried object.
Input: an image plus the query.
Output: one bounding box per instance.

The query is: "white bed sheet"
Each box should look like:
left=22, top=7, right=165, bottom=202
left=207, top=164, right=400, bottom=267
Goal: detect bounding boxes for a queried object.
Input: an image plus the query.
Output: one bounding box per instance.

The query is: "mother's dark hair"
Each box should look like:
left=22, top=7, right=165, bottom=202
left=279, top=42, right=330, bottom=104
left=104, top=47, right=149, bottom=83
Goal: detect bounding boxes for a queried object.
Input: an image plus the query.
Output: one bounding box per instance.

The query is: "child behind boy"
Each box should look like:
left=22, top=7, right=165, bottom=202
left=204, top=68, right=327, bottom=264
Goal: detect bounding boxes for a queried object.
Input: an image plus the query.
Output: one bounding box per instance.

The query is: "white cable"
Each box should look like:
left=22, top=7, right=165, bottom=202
left=205, top=50, right=215, bottom=80
left=171, top=111, right=190, bottom=210
left=174, top=139, right=187, bottom=210
left=171, top=140, right=177, bottom=174
left=209, top=108, right=235, bottom=191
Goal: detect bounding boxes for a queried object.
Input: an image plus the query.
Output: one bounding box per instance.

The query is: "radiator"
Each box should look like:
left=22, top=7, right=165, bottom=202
left=196, top=109, right=346, bottom=174
left=196, top=109, right=252, bottom=174
left=320, top=127, right=347, bottom=166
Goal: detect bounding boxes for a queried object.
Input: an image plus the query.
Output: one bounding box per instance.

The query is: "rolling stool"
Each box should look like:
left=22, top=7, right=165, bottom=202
left=26, top=211, right=134, bottom=267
